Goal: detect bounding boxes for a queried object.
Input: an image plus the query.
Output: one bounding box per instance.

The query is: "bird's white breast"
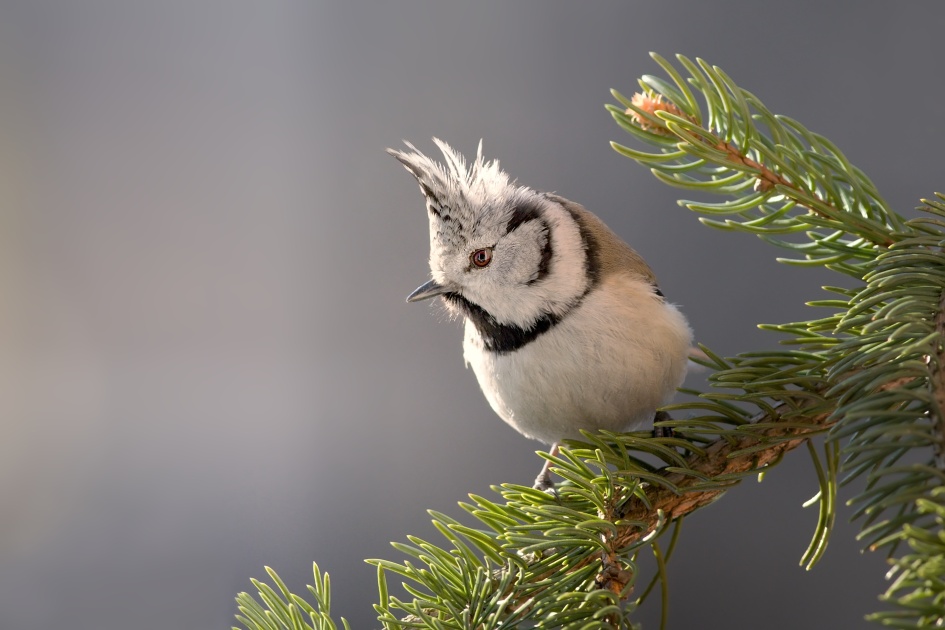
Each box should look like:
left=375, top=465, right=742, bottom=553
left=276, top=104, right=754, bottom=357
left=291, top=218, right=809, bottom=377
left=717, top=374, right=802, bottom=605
left=462, top=273, right=692, bottom=445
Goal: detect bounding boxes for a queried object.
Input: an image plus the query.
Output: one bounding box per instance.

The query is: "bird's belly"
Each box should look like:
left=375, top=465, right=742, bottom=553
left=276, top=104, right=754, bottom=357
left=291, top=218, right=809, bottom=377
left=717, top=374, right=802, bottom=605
left=462, top=277, right=692, bottom=445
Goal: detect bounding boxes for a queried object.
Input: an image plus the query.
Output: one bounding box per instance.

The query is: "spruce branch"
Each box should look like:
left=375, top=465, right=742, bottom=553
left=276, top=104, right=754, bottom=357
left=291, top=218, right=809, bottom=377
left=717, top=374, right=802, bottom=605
left=235, top=55, right=945, bottom=629
left=932, top=275, right=945, bottom=472
left=606, top=52, right=945, bottom=626
left=612, top=402, right=832, bottom=551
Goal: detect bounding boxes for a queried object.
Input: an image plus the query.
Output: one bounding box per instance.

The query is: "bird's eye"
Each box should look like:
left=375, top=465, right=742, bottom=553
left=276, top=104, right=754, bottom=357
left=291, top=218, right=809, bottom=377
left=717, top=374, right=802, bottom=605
left=470, top=248, right=493, bottom=268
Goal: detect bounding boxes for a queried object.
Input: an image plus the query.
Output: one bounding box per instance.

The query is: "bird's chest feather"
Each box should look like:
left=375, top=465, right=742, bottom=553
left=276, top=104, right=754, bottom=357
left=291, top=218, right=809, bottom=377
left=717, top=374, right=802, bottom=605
left=461, top=274, right=692, bottom=443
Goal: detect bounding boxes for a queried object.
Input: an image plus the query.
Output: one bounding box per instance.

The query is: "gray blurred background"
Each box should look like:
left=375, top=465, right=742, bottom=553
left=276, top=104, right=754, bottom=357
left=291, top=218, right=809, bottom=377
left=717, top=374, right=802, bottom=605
left=1, top=2, right=943, bottom=628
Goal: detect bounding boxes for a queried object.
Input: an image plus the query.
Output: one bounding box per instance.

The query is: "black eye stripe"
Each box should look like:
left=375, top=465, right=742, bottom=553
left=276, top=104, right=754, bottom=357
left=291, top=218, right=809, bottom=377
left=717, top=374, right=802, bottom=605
left=504, top=201, right=553, bottom=285
left=527, top=222, right=553, bottom=285
left=559, top=202, right=600, bottom=286
left=505, top=201, right=543, bottom=234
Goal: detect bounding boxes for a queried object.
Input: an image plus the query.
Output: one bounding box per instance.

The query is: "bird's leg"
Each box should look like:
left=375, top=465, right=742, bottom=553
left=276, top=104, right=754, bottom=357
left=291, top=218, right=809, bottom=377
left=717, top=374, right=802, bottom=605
left=533, top=442, right=561, bottom=492
left=651, top=410, right=674, bottom=438
left=536, top=412, right=674, bottom=491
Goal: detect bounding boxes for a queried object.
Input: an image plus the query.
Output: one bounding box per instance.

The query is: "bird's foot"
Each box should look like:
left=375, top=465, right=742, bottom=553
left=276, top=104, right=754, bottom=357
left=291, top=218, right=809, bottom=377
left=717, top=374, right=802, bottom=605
left=533, top=469, right=556, bottom=493
left=651, top=410, right=674, bottom=438
left=533, top=442, right=561, bottom=495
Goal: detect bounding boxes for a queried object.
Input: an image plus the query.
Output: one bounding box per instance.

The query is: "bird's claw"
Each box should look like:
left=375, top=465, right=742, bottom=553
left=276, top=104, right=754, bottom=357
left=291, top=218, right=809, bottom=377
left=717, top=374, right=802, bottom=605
left=534, top=470, right=556, bottom=493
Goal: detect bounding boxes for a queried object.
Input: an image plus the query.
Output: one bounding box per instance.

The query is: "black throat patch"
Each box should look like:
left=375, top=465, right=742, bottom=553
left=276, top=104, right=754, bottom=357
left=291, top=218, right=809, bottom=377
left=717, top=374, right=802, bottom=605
left=444, top=293, right=560, bottom=354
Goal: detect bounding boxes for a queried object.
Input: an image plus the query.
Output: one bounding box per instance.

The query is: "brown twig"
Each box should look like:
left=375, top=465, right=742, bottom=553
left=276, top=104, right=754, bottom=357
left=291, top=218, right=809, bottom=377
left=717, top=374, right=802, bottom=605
left=555, top=399, right=834, bottom=600
left=933, top=292, right=945, bottom=471
left=627, top=92, right=895, bottom=248
left=613, top=405, right=832, bottom=556
left=592, top=369, right=928, bottom=599
left=715, top=140, right=791, bottom=194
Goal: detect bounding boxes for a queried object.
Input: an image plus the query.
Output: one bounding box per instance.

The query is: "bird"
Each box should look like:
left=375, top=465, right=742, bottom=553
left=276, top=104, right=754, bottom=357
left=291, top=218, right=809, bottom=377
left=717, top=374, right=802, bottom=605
left=390, top=139, right=693, bottom=490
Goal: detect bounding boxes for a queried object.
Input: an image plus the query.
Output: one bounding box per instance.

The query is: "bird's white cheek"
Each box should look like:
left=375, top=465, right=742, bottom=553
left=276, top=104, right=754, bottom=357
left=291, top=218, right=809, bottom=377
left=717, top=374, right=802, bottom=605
left=494, top=242, right=537, bottom=284
left=461, top=273, right=507, bottom=314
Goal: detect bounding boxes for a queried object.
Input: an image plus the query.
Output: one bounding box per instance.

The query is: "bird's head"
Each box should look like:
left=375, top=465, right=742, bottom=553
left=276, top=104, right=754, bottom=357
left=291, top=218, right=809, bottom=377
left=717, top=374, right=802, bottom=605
left=389, top=139, right=591, bottom=331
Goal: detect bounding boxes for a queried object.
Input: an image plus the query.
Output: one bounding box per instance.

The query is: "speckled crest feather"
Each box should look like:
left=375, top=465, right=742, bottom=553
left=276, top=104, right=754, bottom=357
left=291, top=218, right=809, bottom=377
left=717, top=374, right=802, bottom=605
left=387, top=139, right=520, bottom=248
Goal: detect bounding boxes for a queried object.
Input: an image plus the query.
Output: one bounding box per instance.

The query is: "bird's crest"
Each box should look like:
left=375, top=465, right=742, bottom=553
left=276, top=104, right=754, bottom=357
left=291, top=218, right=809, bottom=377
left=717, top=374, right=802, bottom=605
left=388, top=139, right=519, bottom=245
